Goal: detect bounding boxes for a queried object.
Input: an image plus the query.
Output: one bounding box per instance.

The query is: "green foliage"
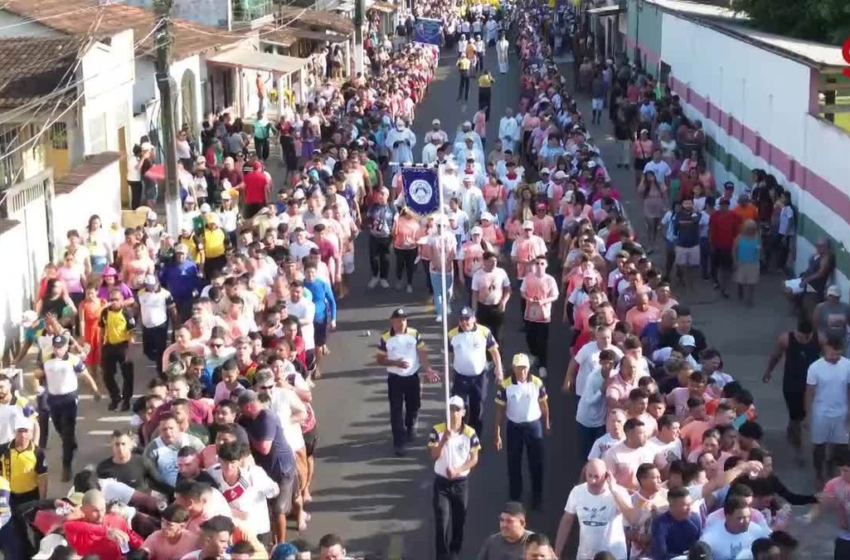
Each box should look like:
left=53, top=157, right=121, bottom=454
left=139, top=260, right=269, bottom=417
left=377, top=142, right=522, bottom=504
left=729, top=0, right=850, bottom=45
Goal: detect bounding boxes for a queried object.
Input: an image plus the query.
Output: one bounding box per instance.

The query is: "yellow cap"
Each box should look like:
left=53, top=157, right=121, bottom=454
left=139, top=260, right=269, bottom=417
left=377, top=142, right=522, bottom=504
left=512, top=353, right=530, bottom=368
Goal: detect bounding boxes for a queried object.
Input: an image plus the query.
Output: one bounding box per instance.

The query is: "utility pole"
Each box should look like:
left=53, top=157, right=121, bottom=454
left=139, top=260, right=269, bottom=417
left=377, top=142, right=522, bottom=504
left=154, top=0, right=182, bottom=235
left=353, top=0, right=365, bottom=74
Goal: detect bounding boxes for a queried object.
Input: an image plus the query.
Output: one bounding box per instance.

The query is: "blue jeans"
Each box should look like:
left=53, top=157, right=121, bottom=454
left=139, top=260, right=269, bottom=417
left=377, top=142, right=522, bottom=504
left=430, top=271, right=453, bottom=317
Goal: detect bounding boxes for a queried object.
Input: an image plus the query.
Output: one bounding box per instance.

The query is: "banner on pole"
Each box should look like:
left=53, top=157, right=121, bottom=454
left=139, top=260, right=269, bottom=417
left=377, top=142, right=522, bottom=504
left=401, top=167, right=440, bottom=218
left=413, top=17, right=442, bottom=46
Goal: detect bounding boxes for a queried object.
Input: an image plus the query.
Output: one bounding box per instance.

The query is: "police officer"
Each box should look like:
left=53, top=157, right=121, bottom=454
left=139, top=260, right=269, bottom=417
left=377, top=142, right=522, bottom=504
left=428, top=395, right=481, bottom=560
left=494, top=353, right=550, bottom=510
left=40, top=334, right=101, bottom=481
left=376, top=308, right=439, bottom=456
left=449, top=307, right=503, bottom=437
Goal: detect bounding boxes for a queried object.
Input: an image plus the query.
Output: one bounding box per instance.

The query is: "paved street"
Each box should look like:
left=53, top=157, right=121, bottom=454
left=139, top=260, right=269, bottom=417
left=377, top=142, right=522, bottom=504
left=22, top=45, right=836, bottom=559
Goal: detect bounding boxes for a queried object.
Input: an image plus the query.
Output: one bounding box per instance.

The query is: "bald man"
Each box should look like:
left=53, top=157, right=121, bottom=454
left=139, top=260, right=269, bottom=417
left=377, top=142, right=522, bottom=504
left=555, top=459, right=634, bottom=560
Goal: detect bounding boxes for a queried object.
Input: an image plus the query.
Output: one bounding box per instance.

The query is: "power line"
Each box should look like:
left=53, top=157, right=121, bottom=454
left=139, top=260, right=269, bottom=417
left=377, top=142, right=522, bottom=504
left=0, top=1, right=130, bottom=35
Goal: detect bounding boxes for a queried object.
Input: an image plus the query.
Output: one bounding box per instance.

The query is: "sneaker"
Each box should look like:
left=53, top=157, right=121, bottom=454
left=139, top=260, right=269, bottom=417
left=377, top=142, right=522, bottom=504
left=379, top=279, right=390, bottom=288
left=436, top=315, right=443, bottom=323
left=538, top=367, right=548, bottom=379
left=406, top=285, right=413, bottom=294
left=367, top=277, right=379, bottom=289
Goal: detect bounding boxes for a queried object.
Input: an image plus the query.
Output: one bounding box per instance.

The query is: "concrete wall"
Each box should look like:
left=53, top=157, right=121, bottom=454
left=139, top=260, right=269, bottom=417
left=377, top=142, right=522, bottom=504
left=625, top=0, right=663, bottom=75
left=52, top=159, right=123, bottom=251
left=0, top=11, right=63, bottom=38
left=125, top=0, right=230, bottom=28
left=657, top=12, right=850, bottom=293
left=0, top=220, right=42, bottom=364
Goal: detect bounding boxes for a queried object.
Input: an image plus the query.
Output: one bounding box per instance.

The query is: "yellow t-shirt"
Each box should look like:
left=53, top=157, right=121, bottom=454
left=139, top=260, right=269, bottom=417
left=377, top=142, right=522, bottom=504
left=203, top=228, right=226, bottom=259
left=101, top=308, right=133, bottom=345
left=457, top=59, right=471, bottom=73
left=478, top=74, right=494, bottom=88
left=1, top=444, right=44, bottom=494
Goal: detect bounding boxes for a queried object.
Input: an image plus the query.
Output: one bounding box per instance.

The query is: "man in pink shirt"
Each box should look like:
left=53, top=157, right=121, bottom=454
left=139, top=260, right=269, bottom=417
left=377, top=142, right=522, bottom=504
left=531, top=203, right=557, bottom=247
left=602, top=418, right=657, bottom=491
left=520, top=255, right=559, bottom=379
left=511, top=221, right=547, bottom=319
left=624, top=292, right=661, bottom=335
left=666, top=371, right=710, bottom=419
left=312, top=223, right=341, bottom=287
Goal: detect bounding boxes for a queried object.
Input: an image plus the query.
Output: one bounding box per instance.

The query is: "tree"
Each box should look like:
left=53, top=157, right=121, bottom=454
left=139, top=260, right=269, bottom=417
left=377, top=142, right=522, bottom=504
left=729, top=0, right=850, bottom=45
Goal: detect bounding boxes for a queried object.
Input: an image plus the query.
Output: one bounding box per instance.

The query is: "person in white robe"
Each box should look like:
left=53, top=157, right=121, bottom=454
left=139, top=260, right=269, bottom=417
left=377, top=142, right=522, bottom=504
left=439, top=161, right=462, bottom=203
left=486, top=18, right=499, bottom=46
left=424, top=119, right=449, bottom=145
left=453, top=123, right=482, bottom=159
left=499, top=107, right=520, bottom=153
left=422, top=135, right=441, bottom=166
left=496, top=34, right=510, bottom=74
left=460, top=176, right=486, bottom=226
left=386, top=118, right=416, bottom=168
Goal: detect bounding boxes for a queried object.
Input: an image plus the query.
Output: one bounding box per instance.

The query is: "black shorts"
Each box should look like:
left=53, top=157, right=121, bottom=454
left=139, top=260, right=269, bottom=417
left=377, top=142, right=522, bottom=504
left=314, top=321, right=329, bottom=347
left=713, top=247, right=733, bottom=270
left=303, top=427, right=319, bottom=456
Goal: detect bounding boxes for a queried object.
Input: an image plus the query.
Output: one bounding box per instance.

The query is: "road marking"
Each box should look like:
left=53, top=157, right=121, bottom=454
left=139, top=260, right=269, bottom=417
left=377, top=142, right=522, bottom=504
left=387, top=534, right=404, bottom=560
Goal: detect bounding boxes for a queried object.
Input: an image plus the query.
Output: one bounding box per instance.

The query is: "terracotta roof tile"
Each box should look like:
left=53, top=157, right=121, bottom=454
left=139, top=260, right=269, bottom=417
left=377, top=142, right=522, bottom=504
left=277, top=6, right=355, bottom=35
left=0, top=37, right=81, bottom=108
left=3, top=0, right=244, bottom=60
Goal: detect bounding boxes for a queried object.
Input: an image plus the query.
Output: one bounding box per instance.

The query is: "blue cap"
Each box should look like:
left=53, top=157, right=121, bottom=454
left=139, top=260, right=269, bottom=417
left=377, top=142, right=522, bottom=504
left=459, top=307, right=473, bottom=320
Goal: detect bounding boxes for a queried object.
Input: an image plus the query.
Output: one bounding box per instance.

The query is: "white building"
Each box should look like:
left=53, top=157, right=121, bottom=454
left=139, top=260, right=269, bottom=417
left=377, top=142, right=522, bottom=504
left=625, top=0, right=850, bottom=291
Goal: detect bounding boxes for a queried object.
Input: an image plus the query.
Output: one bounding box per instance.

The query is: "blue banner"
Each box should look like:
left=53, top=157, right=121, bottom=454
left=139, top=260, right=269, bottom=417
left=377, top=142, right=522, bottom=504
left=413, top=18, right=442, bottom=46
left=402, top=167, right=440, bottom=217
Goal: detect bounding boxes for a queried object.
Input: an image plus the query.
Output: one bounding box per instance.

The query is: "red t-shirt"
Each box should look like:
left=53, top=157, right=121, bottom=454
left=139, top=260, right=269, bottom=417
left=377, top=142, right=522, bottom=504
left=243, top=170, right=268, bottom=204
left=709, top=210, right=740, bottom=250
left=64, top=517, right=144, bottom=560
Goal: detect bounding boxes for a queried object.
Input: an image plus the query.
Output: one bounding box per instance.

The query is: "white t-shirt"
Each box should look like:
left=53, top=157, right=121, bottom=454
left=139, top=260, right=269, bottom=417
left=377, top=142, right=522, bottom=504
left=286, top=296, right=316, bottom=350
left=207, top=464, right=279, bottom=535
left=268, top=386, right=307, bottom=451
left=564, top=483, right=629, bottom=560
left=807, top=357, right=850, bottom=417
left=649, top=435, right=683, bottom=468
left=699, top=520, right=770, bottom=560
left=576, top=368, right=607, bottom=428
left=588, top=433, right=623, bottom=461
left=603, top=441, right=659, bottom=489
left=574, top=342, right=624, bottom=397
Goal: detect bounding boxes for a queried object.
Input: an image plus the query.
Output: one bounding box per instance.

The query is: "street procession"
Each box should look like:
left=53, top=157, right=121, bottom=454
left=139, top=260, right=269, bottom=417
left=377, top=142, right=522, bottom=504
left=0, top=0, right=849, bottom=558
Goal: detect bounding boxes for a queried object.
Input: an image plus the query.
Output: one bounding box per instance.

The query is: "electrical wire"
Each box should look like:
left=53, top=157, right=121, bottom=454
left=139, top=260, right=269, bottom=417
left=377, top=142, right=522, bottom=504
left=0, top=1, right=128, bottom=35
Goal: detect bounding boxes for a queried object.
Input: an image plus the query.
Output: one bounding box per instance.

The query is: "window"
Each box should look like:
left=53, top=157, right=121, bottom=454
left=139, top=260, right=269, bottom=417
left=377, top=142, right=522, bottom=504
left=0, top=125, right=22, bottom=190
left=49, top=122, right=68, bottom=150
left=87, top=114, right=107, bottom=154
left=232, top=0, right=273, bottom=23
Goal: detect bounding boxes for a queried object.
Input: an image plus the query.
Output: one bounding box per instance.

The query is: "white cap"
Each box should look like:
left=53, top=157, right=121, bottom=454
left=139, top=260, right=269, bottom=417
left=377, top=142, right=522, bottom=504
left=220, top=190, right=232, bottom=200
left=448, top=395, right=466, bottom=409
left=184, top=196, right=195, bottom=204
left=200, top=203, right=212, bottom=214
left=14, top=415, right=33, bottom=432
left=140, top=142, right=153, bottom=151
left=540, top=167, right=551, bottom=175
left=179, top=221, right=193, bottom=232
left=146, top=210, right=157, bottom=220
left=143, top=275, right=157, bottom=286
left=432, top=118, right=441, bottom=125
left=293, top=190, right=306, bottom=200
left=33, top=534, right=68, bottom=559
left=21, top=310, right=38, bottom=328
left=827, top=285, right=842, bottom=298
left=512, top=353, right=531, bottom=368
left=587, top=161, right=598, bottom=169
left=480, top=212, right=494, bottom=222
left=679, top=335, right=697, bottom=348
left=470, top=226, right=483, bottom=236
left=554, top=170, right=568, bottom=180
left=463, top=175, right=475, bottom=183
left=522, top=220, right=534, bottom=230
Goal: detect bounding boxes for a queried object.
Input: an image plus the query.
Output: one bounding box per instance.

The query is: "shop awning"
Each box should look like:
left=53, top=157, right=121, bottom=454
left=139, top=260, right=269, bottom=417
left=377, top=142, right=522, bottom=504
left=369, top=1, right=397, bottom=14
left=586, top=5, right=624, bottom=16
left=208, top=48, right=309, bottom=75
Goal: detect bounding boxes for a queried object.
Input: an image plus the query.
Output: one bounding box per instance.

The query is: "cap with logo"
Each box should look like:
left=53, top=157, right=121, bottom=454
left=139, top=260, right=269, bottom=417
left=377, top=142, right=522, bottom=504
left=52, top=334, right=69, bottom=347
left=512, top=353, right=531, bottom=368
left=448, top=395, right=466, bottom=409
left=459, top=307, right=474, bottom=320
left=390, top=308, right=407, bottom=319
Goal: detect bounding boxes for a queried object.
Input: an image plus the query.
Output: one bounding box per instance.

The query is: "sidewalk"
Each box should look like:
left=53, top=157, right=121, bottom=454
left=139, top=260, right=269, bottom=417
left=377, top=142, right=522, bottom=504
left=569, top=74, right=837, bottom=558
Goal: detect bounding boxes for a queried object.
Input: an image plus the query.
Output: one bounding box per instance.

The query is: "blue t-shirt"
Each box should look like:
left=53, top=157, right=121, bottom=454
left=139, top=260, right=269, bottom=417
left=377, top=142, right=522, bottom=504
left=238, top=409, right=295, bottom=482
left=304, top=278, right=337, bottom=323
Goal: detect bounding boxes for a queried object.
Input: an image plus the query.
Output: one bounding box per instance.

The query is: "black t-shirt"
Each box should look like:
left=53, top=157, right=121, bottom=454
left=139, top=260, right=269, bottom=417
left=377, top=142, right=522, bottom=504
left=96, top=456, right=154, bottom=493
left=658, top=327, right=708, bottom=355
left=238, top=409, right=294, bottom=482
left=177, top=470, right=217, bottom=488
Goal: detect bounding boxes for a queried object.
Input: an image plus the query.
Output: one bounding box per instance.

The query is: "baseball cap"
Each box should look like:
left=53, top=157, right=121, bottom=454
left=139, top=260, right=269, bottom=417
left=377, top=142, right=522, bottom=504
left=470, top=226, right=483, bottom=236
left=448, top=395, right=466, bottom=409
left=146, top=210, right=157, bottom=221
left=459, top=307, right=474, bottom=320
left=237, top=390, right=259, bottom=407
left=480, top=212, right=494, bottom=222
left=21, top=310, right=38, bottom=328
left=463, top=175, right=476, bottom=183
left=522, top=220, right=534, bottom=230
left=14, top=415, right=33, bottom=432
left=205, top=213, right=220, bottom=225
left=512, top=353, right=531, bottom=368
left=432, top=118, right=440, bottom=125
left=390, top=308, right=407, bottom=319
left=52, top=334, right=69, bottom=347
left=679, top=335, right=697, bottom=348
left=221, top=190, right=232, bottom=200
left=143, top=275, right=158, bottom=286
left=540, top=167, right=551, bottom=175
left=827, top=285, right=842, bottom=298
left=200, top=203, right=212, bottom=214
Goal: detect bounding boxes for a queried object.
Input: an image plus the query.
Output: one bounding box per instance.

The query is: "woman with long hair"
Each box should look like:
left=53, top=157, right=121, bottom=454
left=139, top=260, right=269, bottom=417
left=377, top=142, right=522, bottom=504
left=638, top=170, right=667, bottom=246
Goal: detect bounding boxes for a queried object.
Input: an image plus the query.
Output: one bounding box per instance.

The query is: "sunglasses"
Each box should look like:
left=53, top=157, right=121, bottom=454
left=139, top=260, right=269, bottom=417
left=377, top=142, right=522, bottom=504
left=210, top=343, right=223, bottom=348
left=260, top=385, right=274, bottom=390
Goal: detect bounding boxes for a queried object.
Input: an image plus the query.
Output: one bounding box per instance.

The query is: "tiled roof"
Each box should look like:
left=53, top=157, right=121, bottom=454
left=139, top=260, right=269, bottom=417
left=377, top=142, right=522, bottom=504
left=55, top=152, right=121, bottom=194
left=277, top=6, right=356, bottom=35
left=2, top=0, right=243, bottom=60
left=0, top=37, right=81, bottom=108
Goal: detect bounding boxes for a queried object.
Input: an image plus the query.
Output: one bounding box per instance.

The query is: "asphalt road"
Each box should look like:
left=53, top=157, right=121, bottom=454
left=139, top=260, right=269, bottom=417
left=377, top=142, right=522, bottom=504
left=26, top=42, right=836, bottom=559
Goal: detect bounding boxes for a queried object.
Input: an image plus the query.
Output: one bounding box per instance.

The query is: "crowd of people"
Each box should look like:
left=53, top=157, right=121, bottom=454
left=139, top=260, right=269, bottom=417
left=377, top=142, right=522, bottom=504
left=1, top=0, right=849, bottom=559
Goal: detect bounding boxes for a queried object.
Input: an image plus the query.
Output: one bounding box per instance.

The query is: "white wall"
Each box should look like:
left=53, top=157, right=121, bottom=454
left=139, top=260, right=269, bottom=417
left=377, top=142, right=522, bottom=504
left=52, top=159, right=123, bottom=251
left=0, top=221, right=42, bottom=364
left=660, top=13, right=850, bottom=294
left=0, top=11, right=63, bottom=38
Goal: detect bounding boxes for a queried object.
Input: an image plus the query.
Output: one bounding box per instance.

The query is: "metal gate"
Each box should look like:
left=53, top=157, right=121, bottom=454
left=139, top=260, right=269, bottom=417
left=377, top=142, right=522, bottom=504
left=0, top=169, right=55, bottom=306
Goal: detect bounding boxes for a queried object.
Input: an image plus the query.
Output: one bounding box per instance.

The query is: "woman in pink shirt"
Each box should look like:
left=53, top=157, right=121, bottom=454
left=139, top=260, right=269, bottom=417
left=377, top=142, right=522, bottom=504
left=392, top=207, right=421, bottom=292
left=479, top=213, right=505, bottom=253
left=521, top=255, right=559, bottom=377
left=57, top=251, right=87, bottom=308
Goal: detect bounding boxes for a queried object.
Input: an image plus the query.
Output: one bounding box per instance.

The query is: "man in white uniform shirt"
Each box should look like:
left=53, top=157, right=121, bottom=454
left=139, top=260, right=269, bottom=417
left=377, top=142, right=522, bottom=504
left=699, top=495, right=771, bottom=560
left=286, top=280, right=316, bottom=360
left=137, top=275, right=177, bottom=377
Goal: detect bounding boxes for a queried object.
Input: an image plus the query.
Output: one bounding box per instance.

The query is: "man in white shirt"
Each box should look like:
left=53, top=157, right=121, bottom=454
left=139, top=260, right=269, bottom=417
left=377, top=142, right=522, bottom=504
left=564, top=326, right=624, bottom=397
left=554, top=459, right=635, bottom=559
left=603, top=418, right=658, bottom=491
left=137, top=275, right=177, bottom=377
left=286, top=281, right=316, bottom=356
left=700, top=495, right=771, bottom=560
left=805, top=337, right=850, bottom=484
left=499, top=108, right=520, bottom=153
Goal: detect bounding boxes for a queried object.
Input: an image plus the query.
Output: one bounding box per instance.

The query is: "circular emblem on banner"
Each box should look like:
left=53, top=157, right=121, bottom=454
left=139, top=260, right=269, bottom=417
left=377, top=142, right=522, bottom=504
left=409, top=179, right=433, bottom=205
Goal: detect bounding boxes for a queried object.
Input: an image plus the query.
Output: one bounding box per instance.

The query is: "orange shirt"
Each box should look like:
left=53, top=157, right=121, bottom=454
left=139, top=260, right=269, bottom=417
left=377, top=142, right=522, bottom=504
left=522, top=273, right=558, bottom=323
left=532, top=215, right=557, bottom=244
left=461, top=241, right=485, bottom=277
left=734, top=204, right=759, bottom=223
left=393, top=217, right=421, bottom=249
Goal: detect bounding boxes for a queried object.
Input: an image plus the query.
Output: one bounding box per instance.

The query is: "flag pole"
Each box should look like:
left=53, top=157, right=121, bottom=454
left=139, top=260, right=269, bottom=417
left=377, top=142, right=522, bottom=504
left=436, top=166, right=452, bottom=428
